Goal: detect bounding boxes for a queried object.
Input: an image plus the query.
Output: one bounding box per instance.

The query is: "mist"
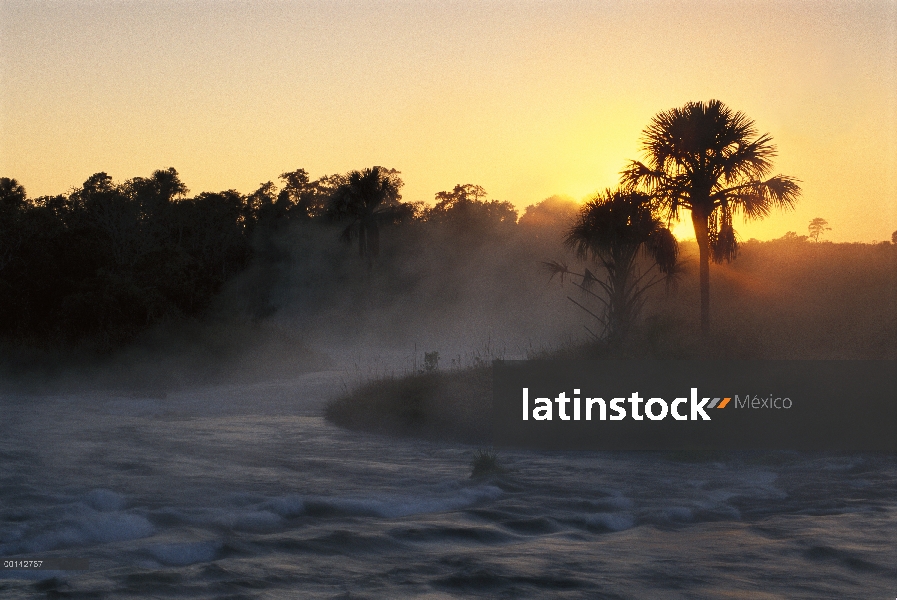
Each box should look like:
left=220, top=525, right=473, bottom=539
left=4, top=192, right=894, bottom=394
left=1, top=168, right=895, bottom=598
left=0, top=176, right=592, bottom=391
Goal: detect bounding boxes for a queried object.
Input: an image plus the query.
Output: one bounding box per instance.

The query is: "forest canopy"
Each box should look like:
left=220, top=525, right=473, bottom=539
left=0, top=162, right=893, bottom=366
left=0, top=169, right=530, bottom=351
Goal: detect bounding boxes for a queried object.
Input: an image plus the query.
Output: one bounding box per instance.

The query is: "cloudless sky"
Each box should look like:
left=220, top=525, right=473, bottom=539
left=1, top=0, right=895, bottom=241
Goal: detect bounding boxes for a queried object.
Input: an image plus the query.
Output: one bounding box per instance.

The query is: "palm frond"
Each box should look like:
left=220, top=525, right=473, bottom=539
left=708, top=207, right=739, bottom=263
left=716, top=175, right=802, bottom=220
left=718, top=133, right=776, bottom=183
left=643, top=226, right=679, bottom=274
left=627, top=100, right=800, bottom=226
left=542, top=259, right=571, bottom=283
left=582, top=268, right=599, bottom=291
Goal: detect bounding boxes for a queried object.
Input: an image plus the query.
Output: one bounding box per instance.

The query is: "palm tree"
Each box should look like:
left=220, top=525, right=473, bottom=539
left=546, top=189, right=678, bottom=348
left=622, top=100, right=801, bottom=334
left=326, top=166, right=412, bottom=266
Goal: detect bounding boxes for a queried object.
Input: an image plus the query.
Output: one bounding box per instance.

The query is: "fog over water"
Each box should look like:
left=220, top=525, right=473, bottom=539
left=2, top=8, right=895, bottom=588
left=1, top=220, right=895, bottom=597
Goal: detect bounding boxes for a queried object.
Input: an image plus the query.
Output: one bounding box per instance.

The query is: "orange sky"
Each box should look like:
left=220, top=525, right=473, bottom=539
left=1, top=1, right=895, bottom=241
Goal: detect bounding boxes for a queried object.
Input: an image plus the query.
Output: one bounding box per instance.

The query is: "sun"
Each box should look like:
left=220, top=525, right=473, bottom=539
left=670, top=218, right=696, bottom=241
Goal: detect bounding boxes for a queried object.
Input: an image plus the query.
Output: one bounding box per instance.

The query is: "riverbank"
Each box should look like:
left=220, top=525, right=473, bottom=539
left=324, top=366, right=493, bottom=443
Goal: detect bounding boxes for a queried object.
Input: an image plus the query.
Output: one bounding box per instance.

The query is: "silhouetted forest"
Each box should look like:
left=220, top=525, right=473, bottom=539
left=0, top=169, right=289, bottom=349
left=1, top=167, right=895, bottom=378
left=0, top=169, right=570, bottom=355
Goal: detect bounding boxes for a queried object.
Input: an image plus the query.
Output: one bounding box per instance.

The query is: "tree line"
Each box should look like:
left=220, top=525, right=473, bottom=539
left=8, top=99, right=888, bottom=357
left=0, top=167, right=521, bottom=351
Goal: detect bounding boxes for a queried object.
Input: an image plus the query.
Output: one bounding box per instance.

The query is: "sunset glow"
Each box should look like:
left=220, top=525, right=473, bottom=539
left=2, top=0, right=895, bottom=241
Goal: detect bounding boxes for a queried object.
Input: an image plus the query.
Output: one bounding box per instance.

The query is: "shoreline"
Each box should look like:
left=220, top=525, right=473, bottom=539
left=324, top=366, right=493, bottom=444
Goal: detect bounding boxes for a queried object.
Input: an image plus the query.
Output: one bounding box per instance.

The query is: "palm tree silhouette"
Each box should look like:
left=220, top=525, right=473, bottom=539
left=622, top=100, right=801, bottom=334
left=546, top=189, right=678, bottom=348
left=326, top=166, right=411, bottom=266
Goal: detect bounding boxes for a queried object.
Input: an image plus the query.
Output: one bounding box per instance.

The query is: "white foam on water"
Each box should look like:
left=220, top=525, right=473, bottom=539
left=146, top=540, right=222, bottom=566
left=263, top=495, right=306, bottom=518
left=85, top=489, right=126, bottom=512
left=595, top=491, right=634, bottom=510
left=16, top=510, right=155, bottom=554
left=81, top=512, right=155, bottom=543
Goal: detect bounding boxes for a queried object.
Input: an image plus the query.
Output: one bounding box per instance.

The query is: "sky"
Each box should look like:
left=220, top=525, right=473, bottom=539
left=1, top=0, right=895, bottom=242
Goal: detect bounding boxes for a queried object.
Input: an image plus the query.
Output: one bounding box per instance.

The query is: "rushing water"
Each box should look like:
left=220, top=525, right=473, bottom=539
left=1, top=372, right=894, bottom=598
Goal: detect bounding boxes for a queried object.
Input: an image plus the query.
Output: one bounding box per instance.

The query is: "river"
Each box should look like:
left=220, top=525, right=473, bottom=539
left=1, top=371, right=894, bottom=598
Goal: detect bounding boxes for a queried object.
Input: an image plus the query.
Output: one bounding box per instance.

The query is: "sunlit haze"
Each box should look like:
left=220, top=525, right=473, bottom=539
left=2, top=0, right=895, bottom=241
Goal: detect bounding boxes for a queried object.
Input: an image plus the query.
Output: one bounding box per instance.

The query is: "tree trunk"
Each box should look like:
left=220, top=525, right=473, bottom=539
left=609, top=260, right=631, bottom=350
left=691, top=209, right=711, bottom=335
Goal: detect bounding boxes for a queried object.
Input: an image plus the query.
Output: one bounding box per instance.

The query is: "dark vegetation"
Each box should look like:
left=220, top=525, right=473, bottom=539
left=0, top=169, right=282, bottom=350
left=0, top=167, right=579, bottom=385
left=544, top=189, right=678, bottom=349
left=623, top=99, right=801, bottom=334
left=470, top=448, right=506, bottom=479
left=2, top=100, right=894, bottom=431
left=324, top=367, right=493, bottom=443
left=325, top=100, right=894, bottom=442
left=326, top=236, right=896, bottom=443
